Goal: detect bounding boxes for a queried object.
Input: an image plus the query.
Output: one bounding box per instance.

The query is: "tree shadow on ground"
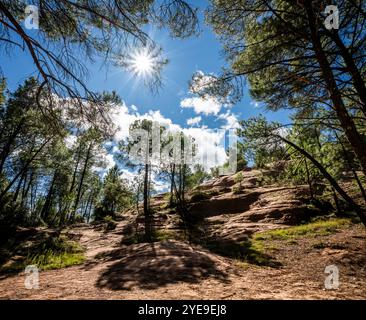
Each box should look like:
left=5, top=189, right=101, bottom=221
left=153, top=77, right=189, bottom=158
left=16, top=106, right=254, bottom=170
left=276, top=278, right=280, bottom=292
left=187, top=221, right=282, bottom=268
left=201, top=237, right=282, bottom=268
left=94, top=240, right=230, bottom=290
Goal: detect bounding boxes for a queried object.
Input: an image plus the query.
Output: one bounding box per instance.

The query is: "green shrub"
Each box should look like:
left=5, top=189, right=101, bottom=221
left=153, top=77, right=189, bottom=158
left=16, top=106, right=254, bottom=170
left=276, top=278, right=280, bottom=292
left=103, top=215, right=117, bottom=230
left=232, top=185, right=244, bottom=194
left=234, top=172, right=243, bottom=184
left=1, top=236, right=85, bottom=272
left=236, top=159, right=248, bottom=172
left=254, top=218, right=351, bottom=241
left=190, top=191, right=211, bottom=202
left=73, top=215, right=85, bottom=223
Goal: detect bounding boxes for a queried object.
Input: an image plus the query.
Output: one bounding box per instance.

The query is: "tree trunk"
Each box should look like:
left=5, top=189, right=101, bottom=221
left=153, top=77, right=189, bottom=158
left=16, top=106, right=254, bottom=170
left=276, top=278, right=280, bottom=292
left=171, top=175, right=190, bottom=242
left=21, top=170, right=33, bottom=207
left=278, top=134, right=366, bottom=227
left=304, top=3, right=366, bottom=179
left=69, top=142, right=82, bottom=193
left=0, top=138, right=51, bottom=203
left=71, top=142, right=92, bottom=222
left=170, top=163, right=175, bottom=205
left=41, top=170, right=57, bottom=220
left=303, top=157, right=314, bottom=200
left=143, top=162, right=151, bottom=241
left=13, top=169, right=26, bottom=203
left=0, top=118, right=25, bottom=175
left=182, top=164, right=186, bottom=204
left=326, top=30, right=366, bottom=117
left=332, top=187, right=341, bottom=215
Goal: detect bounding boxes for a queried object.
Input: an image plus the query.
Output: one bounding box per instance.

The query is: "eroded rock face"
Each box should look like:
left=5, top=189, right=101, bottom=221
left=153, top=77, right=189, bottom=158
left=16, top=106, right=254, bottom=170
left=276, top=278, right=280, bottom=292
left=190, top=169, right=314, bottom=218
left=183, top=169, right=322, bottom=242
left=143, top=168, right=324, bottom=245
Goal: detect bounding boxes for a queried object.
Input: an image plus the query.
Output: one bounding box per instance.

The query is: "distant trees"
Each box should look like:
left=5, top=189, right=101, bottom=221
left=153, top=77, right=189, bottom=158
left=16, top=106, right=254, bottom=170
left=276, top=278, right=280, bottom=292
left=188, top=0, right=366, bottom=224
left=120, top=119, right=163, bottom=241
left=186, top=164, right=211, bottom=189
left=94, top=165, right=133, bottom=221
left=120, top=119, right=204, bottom=241
left=238, top=116, right=366, bottom=226
left=0, top=78, right=132, bottom=228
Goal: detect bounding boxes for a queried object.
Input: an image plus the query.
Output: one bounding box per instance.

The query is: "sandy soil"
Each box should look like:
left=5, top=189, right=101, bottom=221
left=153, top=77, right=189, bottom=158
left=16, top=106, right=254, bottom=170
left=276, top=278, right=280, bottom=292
left=0, top=220, right=365, bottom=300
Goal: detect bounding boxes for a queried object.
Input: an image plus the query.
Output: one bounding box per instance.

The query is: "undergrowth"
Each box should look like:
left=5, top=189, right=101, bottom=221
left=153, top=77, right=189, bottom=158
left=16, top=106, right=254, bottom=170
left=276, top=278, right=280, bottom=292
left=253, top=218, right=351, bottom=241
left=1, top=236, right=85, bottom=272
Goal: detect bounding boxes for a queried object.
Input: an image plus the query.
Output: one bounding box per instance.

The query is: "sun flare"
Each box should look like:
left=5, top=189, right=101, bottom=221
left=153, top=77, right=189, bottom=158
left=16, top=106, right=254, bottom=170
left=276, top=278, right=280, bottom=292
left=130, top=50, right=154, bottom=76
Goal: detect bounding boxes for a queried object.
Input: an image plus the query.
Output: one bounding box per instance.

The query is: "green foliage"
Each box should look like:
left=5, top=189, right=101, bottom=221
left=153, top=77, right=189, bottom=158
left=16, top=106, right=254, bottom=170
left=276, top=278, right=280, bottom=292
left=238, top=115, right=286, bottom=169
left=236, top=159, right=248, bottom=172
left=254, top=219, right=351, bottom=242
left=210, top=166, right=220, bottom=178
left=153, top=229, right=180, bottom=241
left=233, top=172, right=244, bottom=193
left=232, top=185, right=244, bottom=195
left=1, top=236, right=85, bottom=272
left=0, top=78, right=124, bottom=228
left=0, top=77, right=5, bottom=106
left=102, top=215, right=117, bottom=231
left=95, top=165, right=134, bottom=220
left=204, top=0, right=366, bottom=227
left=190, top=189, right=219, bottom=202
left=204, top=238, right=280, bottom=267
left=234, top=172, right=243, bottom=184
left=186, top=164, right=211, bottom=189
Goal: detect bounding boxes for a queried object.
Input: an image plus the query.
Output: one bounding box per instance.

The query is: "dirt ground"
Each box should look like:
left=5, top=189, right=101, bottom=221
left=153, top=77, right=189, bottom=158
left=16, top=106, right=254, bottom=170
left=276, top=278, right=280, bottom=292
left=0, top=219, right=365, bottom=300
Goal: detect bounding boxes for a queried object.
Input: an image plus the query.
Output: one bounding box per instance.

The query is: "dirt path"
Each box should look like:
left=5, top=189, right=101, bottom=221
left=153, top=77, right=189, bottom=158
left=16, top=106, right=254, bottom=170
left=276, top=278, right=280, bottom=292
left=0, top=220, right=365, bottom=300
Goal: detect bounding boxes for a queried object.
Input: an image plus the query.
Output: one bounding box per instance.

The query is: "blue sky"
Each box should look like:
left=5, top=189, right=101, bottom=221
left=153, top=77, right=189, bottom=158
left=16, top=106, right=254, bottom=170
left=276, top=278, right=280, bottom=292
left=0, top=1, right=294, bottom=187
left=0, top=1, right=292, bottom=132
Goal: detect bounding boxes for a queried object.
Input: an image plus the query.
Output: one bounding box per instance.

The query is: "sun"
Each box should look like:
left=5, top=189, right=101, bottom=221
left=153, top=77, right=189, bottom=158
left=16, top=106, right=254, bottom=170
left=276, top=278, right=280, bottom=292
left=120, top=46, right=168, bottom=85
left=130, top=50, right=154, bottom=76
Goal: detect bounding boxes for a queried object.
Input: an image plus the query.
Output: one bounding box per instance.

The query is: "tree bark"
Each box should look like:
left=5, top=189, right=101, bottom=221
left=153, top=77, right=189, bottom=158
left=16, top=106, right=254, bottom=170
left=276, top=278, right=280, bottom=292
left=0, top=138, right=51, bottom=203
left=0, top=118, right=25, bottom=175
left=304, top=2, right=366, bottom=179
left=41, top=170, right=57, bottom=220
left=170, top=163, right=175, bottom=206
left=71, top=142, right=92, bottom=222
left=303, top=157, right=314, bottom=200
left=278, top=134, right=366, bottom=227
left=326, top=30, right=366, bottom=117
left=143, top=162, right=151, bottom=241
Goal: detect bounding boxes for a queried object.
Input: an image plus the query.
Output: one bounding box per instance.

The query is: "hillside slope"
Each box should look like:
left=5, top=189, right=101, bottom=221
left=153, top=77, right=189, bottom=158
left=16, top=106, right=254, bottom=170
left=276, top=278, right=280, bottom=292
left=0, top=168, right=365, bottom=299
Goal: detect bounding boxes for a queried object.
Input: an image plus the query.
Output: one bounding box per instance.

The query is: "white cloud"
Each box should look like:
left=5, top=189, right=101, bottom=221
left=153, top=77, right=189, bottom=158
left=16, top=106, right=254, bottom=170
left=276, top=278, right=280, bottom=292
left=108, top=101, right=237, bottom=172
left=104, top=141, right=113, bottom=148
left=218, top=112, right=239, bottom=130
left=182, top=127, right=228, bottom=170
left=180, top=96, right=222, bottom=115
left=92, top=149, right=116, bottom=176
left=186, top=116, right=201, bottom=126
left=104, top=153, right=116, bottom=170
left=111, top=105, right=181, bottom=141
left=189, top=70, right=218, bottom=93
left=65, top=134, right=77, bottom=148
left=120, top=168, right=137, bottom=181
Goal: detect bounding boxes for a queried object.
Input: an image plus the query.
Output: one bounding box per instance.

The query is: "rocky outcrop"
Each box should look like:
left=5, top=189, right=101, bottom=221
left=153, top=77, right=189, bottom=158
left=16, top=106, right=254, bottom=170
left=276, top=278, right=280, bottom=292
left=183, top=169, right=321, bottom=242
